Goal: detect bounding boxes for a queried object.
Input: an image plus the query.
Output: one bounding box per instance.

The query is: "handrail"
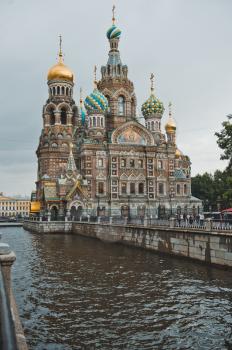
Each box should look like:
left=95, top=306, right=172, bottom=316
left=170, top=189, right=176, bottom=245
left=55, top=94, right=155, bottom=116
left=0, top=267, right=18, bottom=350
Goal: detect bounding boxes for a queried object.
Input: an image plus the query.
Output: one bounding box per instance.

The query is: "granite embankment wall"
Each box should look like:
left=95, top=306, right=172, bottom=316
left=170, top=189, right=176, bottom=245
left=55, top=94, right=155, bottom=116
left=23, top=221, right=232, bottom=268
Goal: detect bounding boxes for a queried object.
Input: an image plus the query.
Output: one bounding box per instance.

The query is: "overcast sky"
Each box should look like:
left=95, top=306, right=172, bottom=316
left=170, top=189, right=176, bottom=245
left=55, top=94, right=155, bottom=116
left=0, top=0, right=231, bottom=196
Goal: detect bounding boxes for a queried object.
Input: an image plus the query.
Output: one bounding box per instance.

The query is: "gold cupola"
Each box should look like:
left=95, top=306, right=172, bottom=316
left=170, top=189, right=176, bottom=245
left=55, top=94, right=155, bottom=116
left=47, top=36, right=74, bottom=82
left=165, top=102, right=176, bottom=133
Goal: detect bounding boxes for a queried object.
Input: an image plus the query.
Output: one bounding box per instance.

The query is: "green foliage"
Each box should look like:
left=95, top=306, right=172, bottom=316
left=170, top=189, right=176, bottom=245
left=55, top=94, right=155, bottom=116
left=192, top=116, right=232, bottom=210
left=215, top=115, right=232, bottom=169
left=192, top=169, right=232, bottom=210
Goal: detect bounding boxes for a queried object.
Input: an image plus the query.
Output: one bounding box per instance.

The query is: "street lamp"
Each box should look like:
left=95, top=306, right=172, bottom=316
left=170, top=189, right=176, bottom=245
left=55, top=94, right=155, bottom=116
left=96, top=195, right=100, bottom=217
left=127, top=195, right=131, bottom=222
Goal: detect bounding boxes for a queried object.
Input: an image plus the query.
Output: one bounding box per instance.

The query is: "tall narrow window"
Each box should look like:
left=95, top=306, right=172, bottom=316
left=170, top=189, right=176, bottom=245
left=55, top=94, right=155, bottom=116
left=61, top=86, right=65, bottom=95
left=130, top=159, right=135, bottom=168
left=158, top=160, right=163, bottom=169
left=98, top=158, right=103, bottom=167
left=50, top=109, right=55, bottom=125
left=184, top=184, right=187, bottom=195
left=57, top=86, right=60, bottom=95
left=130, top=183, right=135, bottom=194
left=138, top=183, right=144, bottom=194
left=158, top=183, right=164, bottom=195
left=61, top=108, right=67, bottom=125
left=177, top=184, right=181, bottom=194
left=98, top=182, right=104, bottom=194
left=121, top=183, right=127, bottom=194
left=118, top=95, right=125, bottom=115
left=93, top=117, right=96, bottom=127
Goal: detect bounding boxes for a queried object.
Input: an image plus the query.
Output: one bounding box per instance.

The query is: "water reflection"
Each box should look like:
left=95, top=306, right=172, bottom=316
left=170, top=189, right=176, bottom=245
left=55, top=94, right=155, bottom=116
left=1, top=227, right=232, bottom=350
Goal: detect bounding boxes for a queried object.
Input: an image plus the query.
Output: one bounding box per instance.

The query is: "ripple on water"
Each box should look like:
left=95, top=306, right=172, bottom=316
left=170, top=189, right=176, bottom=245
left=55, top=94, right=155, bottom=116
left=1, top=228, right=232, bottom=350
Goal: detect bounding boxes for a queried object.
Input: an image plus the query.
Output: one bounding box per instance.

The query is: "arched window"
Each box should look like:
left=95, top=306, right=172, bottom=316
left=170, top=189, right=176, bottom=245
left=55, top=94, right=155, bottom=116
left=52, top=87, right=55, bottom=95
left=93, top=117, right=96, bottom=127
left=66, top=87, right=69, bottom=96
left=89, top=118, right=92, bottom=127
left=118, top=95, right=125, bottom=116
left=101, top=117, right=103, bottom=127
left=50, top=109, right=55, bottom=125
left=156, top=121, right=159, bottom=130
left=177, top=184, right=181, bottom=194
left=138, top=183, right=144, bottom=194
left=151, top=121, right=154, bottom=131
left=105, top=95, right=110, bottom=113
left=97, top=117, right=100, bottom=127
left=61, top=108, right=67, bottom=125
left=61, top=86, right=65, bottom=95
left=57, top=86, right=60, bottom=95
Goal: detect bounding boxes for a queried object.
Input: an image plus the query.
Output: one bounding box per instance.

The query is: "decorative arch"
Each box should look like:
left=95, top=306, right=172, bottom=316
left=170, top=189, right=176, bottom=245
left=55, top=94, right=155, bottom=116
left=120, top=173, right=128, bottom=180
left=111, top=121, right=154, bottom=146
left=44, top=103, right=57, bottom=114
left=112, top=88, right=131, bottom=101
left=57, top=102, right=72, bottom=113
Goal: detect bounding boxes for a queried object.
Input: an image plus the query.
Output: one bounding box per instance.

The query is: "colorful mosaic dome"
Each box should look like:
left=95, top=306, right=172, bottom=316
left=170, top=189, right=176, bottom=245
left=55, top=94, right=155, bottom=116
left=106, top=24, right=121, bottom=40
left=141, top=93, right=164, bottom=117
left=84, top=88, right=108, bottom=114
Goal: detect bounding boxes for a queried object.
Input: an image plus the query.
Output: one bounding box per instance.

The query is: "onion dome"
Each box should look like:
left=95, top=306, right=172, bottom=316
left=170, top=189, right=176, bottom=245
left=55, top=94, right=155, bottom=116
left=141, top=73, right=164, bottom=117
left=84, top=88, right=108, bottom=114
left=106, top=5, right=121, bottom=40
left=142, top=94, right=164, bottom=117
left=165, top=102, right=176, bottom=133
left=175, top=148, right=183, bottom=158
left=107, top=24, right=121, bottom=40
left=47, top=36, right=74, bottom=82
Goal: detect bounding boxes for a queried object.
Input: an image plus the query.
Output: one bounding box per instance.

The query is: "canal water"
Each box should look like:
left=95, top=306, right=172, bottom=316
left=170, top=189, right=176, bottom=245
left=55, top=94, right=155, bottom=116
left=1, top=227, right=232, bottom=350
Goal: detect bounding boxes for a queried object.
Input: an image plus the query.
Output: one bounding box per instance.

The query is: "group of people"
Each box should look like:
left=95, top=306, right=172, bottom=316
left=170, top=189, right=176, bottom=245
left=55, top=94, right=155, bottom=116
left=176, top=212, right=205, bottom=226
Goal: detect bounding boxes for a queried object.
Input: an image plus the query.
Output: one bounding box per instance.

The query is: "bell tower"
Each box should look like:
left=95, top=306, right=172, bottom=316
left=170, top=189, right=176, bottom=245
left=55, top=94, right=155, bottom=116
left=36, top=37, right=79, bottom=200
left=98, top=6, right=137, bottom=131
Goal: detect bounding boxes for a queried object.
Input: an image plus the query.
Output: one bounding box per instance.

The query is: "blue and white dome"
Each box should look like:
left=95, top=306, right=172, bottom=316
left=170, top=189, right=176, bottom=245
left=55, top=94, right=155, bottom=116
left=84, top=88, right=108, bottom=114
left=106, top=24, right=121, bottom=40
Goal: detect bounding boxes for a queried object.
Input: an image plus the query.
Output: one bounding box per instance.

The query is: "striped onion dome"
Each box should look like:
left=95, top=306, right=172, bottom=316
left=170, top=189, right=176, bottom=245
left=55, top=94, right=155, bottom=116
left=84, top=88, right=108, bottom=114
left=141, top=93, right=164, bottom=117
left=106, top=24, right=121, bottom=40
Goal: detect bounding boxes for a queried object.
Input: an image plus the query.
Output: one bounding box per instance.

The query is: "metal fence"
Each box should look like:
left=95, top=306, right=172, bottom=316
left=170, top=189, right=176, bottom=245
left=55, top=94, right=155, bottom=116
left=0, top=264, right=18, bottom=350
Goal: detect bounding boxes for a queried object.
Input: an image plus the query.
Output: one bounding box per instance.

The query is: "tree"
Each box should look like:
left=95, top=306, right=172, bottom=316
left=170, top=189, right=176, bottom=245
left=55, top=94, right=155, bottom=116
left=215, top=115, right=232, bottom=169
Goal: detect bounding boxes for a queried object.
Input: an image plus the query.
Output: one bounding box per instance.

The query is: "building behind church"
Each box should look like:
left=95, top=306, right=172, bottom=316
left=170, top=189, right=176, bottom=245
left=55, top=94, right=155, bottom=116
left=33, top=10, right=202, bottom=220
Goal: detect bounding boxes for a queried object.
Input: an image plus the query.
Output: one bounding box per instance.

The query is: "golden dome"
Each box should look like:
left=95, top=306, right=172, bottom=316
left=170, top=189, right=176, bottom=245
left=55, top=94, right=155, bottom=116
left=175, top=148, right=183, bottom=158
left=165, top=116, right=176, bottom=133
left=47, top=53, right=74, bottom=82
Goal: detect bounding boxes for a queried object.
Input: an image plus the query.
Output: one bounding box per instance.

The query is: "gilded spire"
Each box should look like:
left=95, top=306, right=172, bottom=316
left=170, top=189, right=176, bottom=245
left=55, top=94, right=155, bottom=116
left=150, top=73, right=155, bottom=95
left=58, top=34, right=63, bottom=63
left=112, top=5, right=116, bottom=24
left=80, top=87, right=83, bottom=106
left=94, top=65, right=97, bottom=88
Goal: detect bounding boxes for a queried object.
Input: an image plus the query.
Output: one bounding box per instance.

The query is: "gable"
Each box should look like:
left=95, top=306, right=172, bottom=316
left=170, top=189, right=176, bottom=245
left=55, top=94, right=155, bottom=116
left=111, top=121, right=154, bottom=146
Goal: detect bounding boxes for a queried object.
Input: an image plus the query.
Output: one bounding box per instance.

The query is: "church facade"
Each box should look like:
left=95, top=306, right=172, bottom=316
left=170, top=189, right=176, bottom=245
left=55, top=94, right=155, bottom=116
left=34, top=12, right=201, bottom=220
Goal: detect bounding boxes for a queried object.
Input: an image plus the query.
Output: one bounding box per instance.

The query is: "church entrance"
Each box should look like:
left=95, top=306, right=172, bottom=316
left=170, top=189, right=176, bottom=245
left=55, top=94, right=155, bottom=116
left=70, top=205, right=83, bottom=221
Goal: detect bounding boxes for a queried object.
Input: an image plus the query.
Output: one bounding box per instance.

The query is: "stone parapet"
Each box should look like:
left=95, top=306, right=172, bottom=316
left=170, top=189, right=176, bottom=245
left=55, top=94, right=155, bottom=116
left=24, top=220, right=232, bottom=268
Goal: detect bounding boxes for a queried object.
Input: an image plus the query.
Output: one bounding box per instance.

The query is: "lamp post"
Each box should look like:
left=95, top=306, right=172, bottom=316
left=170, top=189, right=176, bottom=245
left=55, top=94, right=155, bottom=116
left=127, top=195, right=131, bottom=222
left=169, top=193, right=173, bottom=218
left=96, top=195, right=100, bottom=217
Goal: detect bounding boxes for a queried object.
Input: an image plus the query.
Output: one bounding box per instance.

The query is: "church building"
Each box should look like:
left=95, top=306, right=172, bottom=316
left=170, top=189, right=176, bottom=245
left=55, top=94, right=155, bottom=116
left=34, top=9, right=201, bottom=220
